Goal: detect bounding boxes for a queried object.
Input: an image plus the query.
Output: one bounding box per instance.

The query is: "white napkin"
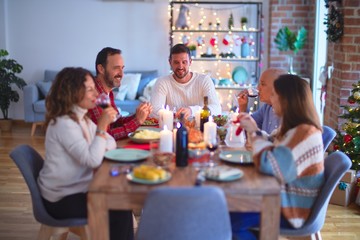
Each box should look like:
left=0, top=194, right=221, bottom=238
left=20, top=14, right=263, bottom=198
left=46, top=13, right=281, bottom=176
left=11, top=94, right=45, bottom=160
left=205, top=166, right=242, bottom=179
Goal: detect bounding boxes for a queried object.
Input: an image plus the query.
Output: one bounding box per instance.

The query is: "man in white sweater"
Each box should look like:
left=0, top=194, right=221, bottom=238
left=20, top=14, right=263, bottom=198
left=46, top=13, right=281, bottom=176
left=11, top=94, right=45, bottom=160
left=150, top=44, right=221, bottom=119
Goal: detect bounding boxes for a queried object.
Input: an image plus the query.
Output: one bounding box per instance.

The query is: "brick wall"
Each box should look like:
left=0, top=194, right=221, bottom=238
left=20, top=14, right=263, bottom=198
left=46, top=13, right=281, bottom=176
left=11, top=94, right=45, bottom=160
left=268, top=0, right=316, bottom=78
left=323, top=0, right=360, bottom=130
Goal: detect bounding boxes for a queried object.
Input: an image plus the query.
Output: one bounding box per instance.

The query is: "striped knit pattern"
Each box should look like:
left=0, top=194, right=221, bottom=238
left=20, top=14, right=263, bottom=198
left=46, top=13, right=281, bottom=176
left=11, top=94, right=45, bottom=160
left=149, top=72, right=222, bottom=118
left=252, top=124, right=324, bottom=228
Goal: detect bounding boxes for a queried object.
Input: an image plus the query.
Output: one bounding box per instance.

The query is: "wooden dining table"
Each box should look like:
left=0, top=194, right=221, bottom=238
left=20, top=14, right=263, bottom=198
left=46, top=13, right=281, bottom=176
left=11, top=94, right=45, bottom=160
left=87, top=138, right=281, bottom=240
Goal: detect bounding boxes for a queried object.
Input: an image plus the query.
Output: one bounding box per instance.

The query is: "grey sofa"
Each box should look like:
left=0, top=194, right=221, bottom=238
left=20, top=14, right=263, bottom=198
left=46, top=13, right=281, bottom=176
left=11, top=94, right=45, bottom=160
left=24, top=69, right=158, bottom=134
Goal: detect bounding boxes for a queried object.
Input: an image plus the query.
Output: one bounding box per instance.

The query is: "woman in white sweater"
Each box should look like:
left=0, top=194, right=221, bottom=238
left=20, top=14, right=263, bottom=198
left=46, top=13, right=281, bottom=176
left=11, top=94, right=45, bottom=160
left=38, top=67, right=133, bottom=240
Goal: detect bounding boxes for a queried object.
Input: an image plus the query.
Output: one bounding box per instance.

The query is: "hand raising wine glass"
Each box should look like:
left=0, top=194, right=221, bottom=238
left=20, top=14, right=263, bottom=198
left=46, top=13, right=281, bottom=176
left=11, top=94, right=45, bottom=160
left=95, top=93, right=120, bottom=122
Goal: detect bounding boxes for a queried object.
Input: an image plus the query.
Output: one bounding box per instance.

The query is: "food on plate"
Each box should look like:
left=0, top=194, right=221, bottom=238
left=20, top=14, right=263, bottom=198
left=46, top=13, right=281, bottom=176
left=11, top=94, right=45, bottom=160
left=184, top=118, right=196, bottom=128
left=188, top=141, right=206, bottom=150
left=142, top=117, right=159, bottom=126
left=132, top=165, right=166, bottom=180
left=133, top=129, right=160, bottom=139
left=188, top=128, right=203, bottom=143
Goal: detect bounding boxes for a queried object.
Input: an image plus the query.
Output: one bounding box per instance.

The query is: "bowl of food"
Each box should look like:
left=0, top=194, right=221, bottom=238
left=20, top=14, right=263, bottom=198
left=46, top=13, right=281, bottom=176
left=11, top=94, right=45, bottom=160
left=153, top=152, right=175, bottom=167
left=128, top=127, right=161, bottom=143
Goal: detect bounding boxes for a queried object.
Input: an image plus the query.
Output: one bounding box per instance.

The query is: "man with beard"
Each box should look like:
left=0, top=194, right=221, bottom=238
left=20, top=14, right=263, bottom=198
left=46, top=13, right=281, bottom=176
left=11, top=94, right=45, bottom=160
left=150, top=44, right=221, bottom=119
left=237, top=68, right=287, bottom=134
left=88, top=47, right=152, bottom=140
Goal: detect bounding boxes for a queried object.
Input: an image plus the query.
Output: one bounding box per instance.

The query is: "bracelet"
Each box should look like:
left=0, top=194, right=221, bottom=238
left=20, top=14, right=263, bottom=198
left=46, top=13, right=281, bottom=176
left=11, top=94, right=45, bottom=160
left=96, top=129, right=107, bottom=135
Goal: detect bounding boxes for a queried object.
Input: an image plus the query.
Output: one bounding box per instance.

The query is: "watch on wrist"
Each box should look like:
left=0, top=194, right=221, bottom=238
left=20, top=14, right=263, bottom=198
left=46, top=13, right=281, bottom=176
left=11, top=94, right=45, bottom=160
left=96, top=129, right=107, bottom=135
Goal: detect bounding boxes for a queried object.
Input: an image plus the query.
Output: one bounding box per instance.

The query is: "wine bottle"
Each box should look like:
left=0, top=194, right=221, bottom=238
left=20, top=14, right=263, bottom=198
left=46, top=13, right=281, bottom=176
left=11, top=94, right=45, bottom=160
left=176, top=113, right=188, bottom=167
left=200, top=96, right=211, bottom=132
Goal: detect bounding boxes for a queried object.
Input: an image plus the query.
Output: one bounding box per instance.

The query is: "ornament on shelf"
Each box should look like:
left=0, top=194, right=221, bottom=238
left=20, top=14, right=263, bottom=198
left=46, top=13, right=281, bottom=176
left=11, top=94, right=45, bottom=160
left=228, top=13, right=234, bottom=30
left=222, top=34, right=231, bottom=46
left=233, top=34, right=241, bottom=46
left=196, top=36, right=205, bottom=46
left=175, top=4, right=189, bottom=29
left=182, top=35, right=189, bottom=45
left=210, top=36, right=218, bottom=47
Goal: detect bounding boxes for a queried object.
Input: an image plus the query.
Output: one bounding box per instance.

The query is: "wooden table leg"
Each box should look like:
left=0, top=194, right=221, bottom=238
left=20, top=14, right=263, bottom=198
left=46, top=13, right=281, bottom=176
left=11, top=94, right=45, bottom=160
left=259, top=194, right=281, bottom=240
left=88, top=193, right=109, bottom=240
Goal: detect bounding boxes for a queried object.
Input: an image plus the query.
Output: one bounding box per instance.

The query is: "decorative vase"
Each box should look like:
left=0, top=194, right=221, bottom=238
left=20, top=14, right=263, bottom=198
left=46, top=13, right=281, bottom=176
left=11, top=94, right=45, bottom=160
left=288, top=55, right=296, bottom=74
left=190, top=50, right=196, bottom=58
left=241, top=42, right=250, bottom=58
left=0, top=119, right=12, bottom=131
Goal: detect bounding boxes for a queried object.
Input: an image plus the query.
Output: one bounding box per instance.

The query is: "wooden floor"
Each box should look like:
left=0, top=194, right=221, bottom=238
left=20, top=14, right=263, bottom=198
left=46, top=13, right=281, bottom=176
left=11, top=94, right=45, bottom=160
left=1, top=122, right=360, bottom=240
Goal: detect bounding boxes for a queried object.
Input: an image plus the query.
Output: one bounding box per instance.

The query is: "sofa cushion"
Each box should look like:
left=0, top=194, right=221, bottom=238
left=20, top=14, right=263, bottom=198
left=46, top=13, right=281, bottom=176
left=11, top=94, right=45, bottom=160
left=120, top=73, right=142, bottom=100
left=114, top=99, right=141, bottom=114
left=36, top=81, right=52, bottom=97
left=115, top=84, right=128, bottom=101
left=44, top=70, right=59, bottom=82
left=125, top=70, right=158, bottom=98
left=33, top=100, right=46, bottom=113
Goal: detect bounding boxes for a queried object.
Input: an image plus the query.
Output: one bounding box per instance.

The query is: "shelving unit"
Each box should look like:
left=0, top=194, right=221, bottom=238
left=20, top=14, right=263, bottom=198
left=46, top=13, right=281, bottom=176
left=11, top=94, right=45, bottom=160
left=169, top=1, right=263, bottom=111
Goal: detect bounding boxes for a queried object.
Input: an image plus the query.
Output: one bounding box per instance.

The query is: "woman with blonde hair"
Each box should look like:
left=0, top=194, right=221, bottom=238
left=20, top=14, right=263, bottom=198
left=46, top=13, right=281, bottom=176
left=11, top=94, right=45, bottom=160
left=231, top=74, right=324, bottom=239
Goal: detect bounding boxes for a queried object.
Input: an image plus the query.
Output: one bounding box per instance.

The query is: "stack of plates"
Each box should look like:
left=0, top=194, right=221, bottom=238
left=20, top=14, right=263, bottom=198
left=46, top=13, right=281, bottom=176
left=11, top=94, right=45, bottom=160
left=232, top=66, right=249, bottom=85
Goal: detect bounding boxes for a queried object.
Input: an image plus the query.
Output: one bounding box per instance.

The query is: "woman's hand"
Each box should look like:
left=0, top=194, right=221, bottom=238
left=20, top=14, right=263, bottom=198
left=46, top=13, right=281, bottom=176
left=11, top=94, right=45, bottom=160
left=97, top=107, right=118, bottom=131
left=237, top=112, right=258, bottom=133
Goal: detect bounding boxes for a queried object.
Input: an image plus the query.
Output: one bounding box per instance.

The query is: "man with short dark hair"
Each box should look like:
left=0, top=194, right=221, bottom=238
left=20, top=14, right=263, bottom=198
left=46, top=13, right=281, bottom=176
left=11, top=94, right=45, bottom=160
left=150, top=44, right=221, bottom=119
left=88, top=47, right=152, bottom=140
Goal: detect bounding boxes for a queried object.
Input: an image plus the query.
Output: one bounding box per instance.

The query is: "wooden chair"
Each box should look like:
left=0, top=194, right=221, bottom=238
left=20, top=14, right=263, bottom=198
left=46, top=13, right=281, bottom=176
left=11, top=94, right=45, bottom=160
left=9, top=144, right=89, bottom=240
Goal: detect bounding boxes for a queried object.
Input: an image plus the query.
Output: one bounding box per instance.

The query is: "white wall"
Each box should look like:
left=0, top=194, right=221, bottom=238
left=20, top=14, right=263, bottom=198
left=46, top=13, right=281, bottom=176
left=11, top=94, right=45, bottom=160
left=3, top=0, right=170, bottom=120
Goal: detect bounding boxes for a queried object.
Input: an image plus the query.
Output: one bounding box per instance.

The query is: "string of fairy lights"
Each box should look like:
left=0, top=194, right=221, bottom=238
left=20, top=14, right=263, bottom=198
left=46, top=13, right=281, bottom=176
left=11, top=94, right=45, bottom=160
left=168, top=0, right=261, bottom=112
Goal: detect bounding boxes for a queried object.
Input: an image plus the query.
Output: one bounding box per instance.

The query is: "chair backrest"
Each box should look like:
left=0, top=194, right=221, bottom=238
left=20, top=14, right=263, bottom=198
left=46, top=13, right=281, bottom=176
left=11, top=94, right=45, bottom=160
left=9, top=144, right=86, bottom=227
left=136, top=186, right=232, bottom=240
left=280, top=151, right=351, bottom=236
left=322, top=125, right=336, bottom=152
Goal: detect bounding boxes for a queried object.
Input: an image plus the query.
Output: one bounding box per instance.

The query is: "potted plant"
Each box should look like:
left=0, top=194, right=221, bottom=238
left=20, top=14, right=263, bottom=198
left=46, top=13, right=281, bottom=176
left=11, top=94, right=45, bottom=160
left=241, top=17, right=248, bottom=30
left=0, top=49, right=26, bottom=131
left=188, top=44, right=197, bottom=58
left=274, top=26, right=307, bottom=74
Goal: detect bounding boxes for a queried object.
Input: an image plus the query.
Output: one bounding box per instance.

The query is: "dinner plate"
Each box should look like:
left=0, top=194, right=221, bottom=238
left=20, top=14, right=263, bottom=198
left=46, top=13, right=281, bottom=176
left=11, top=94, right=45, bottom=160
left=219, top=150, right=253, bottom=164
left=126, top=171, right=171, bottom=185
left=104, top=149, right=150, bottom=162
left=128, top=127, right=161, bottom=143
left=205, top=167, right=244, bottom=182
left=232, top=66, right=249, bottom=84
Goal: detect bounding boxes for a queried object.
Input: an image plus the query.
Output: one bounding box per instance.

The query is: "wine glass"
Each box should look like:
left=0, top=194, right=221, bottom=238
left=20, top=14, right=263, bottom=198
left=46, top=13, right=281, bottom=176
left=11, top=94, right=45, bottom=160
left=95, top=93, right=120, bottom=121
left=205, top=135, right=219, bottom=167
left=247, top=86, right=258, bottom=98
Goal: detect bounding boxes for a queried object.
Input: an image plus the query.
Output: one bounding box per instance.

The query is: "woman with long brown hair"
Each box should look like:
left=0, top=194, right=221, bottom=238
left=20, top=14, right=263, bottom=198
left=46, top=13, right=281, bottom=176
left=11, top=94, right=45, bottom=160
left=38, top=67, right=134, bottom=240
left=231, top=74, right=324, bottom=239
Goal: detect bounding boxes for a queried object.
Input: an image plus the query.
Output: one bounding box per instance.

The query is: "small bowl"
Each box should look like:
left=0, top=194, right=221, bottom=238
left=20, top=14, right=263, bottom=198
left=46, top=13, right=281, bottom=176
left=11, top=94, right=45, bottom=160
left=153, top=152, right=175, bottom=167
left=189, top=149, right=209, bottom=159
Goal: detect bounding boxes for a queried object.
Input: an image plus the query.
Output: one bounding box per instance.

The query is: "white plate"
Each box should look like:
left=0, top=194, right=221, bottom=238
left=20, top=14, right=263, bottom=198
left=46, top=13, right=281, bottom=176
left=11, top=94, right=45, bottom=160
left=219, top=150, right=253, bottom=164
left=126, top=171, right=171, bottom=185
left=104, top=149, right=150, bottom=162
left=128, top=127, right=161, bottom=143
left=204, top=166, right=244, bottom=182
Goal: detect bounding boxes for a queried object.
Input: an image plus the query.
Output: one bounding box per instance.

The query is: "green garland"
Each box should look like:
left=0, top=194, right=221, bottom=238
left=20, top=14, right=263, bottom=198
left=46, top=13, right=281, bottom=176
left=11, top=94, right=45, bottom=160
left=324, top=1, right=343, bottom=42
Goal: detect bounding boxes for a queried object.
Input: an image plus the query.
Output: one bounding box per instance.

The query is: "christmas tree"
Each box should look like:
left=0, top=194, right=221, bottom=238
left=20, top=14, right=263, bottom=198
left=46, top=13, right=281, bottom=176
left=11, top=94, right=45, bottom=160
left=332, top=81, right=360, bottom=171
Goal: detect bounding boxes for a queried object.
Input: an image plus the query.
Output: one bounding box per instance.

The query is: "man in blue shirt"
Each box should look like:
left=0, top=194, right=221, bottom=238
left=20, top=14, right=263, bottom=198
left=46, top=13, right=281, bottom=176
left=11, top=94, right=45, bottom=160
left=237, top=68, right=287, bottom=134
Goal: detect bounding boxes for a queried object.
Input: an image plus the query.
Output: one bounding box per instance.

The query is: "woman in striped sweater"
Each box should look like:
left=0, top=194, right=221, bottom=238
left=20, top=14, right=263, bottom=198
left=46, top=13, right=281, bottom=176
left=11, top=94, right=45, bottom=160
left=231, top=74, right=324, bottom=239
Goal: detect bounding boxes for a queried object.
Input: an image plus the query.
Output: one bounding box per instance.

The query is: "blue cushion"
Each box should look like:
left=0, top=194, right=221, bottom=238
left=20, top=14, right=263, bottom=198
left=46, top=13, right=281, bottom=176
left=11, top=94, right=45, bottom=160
left=36, top=81, right=52, bottom=97
left=44, top=70, right=59, bottom=82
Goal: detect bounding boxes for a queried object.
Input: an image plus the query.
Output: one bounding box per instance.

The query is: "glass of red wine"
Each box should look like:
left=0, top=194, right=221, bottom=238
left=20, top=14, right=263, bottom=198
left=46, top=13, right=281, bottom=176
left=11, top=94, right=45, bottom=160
left=205, top=135, right=219, bottom=167
left=247, top=86, right=258, bottom=98
left=95, top=93, right=120, bottom=122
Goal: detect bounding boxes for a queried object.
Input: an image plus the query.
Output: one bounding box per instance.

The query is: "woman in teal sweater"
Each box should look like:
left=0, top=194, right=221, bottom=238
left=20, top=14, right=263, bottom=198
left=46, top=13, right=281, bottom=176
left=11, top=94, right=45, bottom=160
left=231, top=74, right=324, bottom=239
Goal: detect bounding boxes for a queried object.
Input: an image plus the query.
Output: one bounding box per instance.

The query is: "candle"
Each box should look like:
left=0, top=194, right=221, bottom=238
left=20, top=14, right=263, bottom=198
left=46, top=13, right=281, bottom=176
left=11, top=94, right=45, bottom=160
left=158, top=106, right=165, bottom=129
left=195, top=110, right=201, bottom=129
left=160, top=125, right=173, bottom=153
left=173, top=128, right=177, bottom=152
left=162, top=105, right=174, bottom=131
left=204, top=116, right=217, bottom=142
